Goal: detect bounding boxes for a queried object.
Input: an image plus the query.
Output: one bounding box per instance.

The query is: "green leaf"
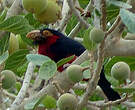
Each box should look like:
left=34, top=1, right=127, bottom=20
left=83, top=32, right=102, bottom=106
left=26, top=54, right=51, bottom=66
left=17, top=61, right=28, bottom=77
left=107, top=8, right=119, bottom=22
left=108, top=0, right=132, bottom=9
left=24, top=13, right=41, bottom=28
left=81, top=60, right=97, bottom=79
left=120, top=8, right=135, bottom=33
left=78, top=0, right=89, bottom=8
left=16, top=82, right=21, bottom=93
left=5, top=49, right=29, bottom=73
left=94, top=8, right=101, bottom=17
left=112, top=87, right=135, bottom=93
left=57, top=55, right=75, bottom=68
left=0, top=15, right=34, bottom=34
left=41, top=95, right=56, bottom=109
left=105, top=56, right=135, bottom=74
left=24, top=98, right=41, bottom=110
left=39, top=60, right=57, bottom=80
left=0, top=32, right=10, bottom=55
left=0, top=8, right=8, bottom=23
left=106, top=75, right=119, bottom=87
left=21, top=34, right=33, bottom=46
left=0, top=51, right=9, bottom=65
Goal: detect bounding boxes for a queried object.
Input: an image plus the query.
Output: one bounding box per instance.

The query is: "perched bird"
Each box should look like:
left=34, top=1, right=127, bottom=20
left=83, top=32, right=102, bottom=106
left=26, top=28, right=121, bottom=101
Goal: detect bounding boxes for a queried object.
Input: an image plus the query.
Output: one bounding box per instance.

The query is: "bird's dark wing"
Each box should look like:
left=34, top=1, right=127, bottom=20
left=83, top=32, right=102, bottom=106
left=50, top=37, right=85, bottom=62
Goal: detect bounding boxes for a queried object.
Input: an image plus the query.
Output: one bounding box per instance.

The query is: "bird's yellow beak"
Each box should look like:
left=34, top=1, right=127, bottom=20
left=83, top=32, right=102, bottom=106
left=26, top=30, right=42, bottom=40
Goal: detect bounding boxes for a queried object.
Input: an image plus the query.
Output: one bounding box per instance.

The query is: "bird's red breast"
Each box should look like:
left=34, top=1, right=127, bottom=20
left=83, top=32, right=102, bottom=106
left=38, top=35, right=77, bottom=72
left=38, top=35, right=59, bottom=59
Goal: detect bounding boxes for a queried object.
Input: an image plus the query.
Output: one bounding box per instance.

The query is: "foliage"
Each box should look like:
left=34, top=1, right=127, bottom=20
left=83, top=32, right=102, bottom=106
left=1, top=0, right=135, bottom=110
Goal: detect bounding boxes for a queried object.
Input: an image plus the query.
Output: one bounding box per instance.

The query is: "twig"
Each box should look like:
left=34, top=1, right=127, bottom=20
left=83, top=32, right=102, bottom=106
left=0, top=63, right=5, bottom=110
left=58, top=0, right=72, bottom=32
left=13, top=86, right=49, bottom=110
left=3, top=90, right=16, bottom=99
left=58, top=10, right=72, bottom=32
left=88, top=52, right=95, bottom=79
left=52, top=81, right=64, bottom=94
left=67, top=0, right=89, bottom=29
left=73, top=83, right=87, bottom=90
left=77, top=35, right=106, bottom=110
left=68, top=23, right=82, bottom=38
left=10, top=62, right=35, bottom=110
left=123, top=101, right=135, bottom=108
left=68, top=0, right=93, bottom=38
left=101, top=0, right=106, bottom=31
left=88, top=94, right=128, bottom=107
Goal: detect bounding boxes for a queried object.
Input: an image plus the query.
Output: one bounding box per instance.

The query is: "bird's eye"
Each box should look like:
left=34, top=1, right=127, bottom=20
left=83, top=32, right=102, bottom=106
left=43, top=30, right=53, bottom=37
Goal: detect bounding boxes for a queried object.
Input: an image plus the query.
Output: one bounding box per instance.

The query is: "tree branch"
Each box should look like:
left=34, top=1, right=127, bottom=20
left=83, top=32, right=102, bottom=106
left=67, top=0, right=89, bottom=29
left=10, top=62, right=35, bottom=110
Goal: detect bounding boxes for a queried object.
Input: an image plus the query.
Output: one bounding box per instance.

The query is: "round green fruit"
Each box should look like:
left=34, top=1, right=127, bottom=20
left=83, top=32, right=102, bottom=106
left=16, top=34, right=27, bottom=49
left=1, top=70, right=16, bottom=89
left=41, top=95, right=56, bottom=108
left=90, top=27, right=105, bottom=43
left=124, top=33, right=135, bottom=40
left=111, top=62, right=130, bottom=81
left=66, top=65, right=83, bottom=83
left=57, top=93, right=78, bottom=110
left=8, top=33, right=19, bottom=54
left=22, top=0, right=48, bottom=14
left=34, top=0, right=61, bottom=24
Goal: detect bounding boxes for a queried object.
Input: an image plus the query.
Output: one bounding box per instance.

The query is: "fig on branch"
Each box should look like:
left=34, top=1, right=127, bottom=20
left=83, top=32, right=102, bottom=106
left=90, top=27, right=105, bottom=43
left=57, top=93, right=78, bottom=110
left=1, top=70, right=16, bottom=89
left=111, top=62, right=130, bottom=82
left=66, top=64, right=83, bottom=83
left=8, top=33, right=19, bottom=54
left=34, top=0, right=61, bottom=24
left=22, top=0, right=48, bottom=14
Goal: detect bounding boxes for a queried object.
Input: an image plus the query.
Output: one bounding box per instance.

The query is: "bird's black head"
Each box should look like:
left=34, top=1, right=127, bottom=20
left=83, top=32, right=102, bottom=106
left=26, top=28, right=61, bottom=44
left=26, top=28, right=66, bottom=44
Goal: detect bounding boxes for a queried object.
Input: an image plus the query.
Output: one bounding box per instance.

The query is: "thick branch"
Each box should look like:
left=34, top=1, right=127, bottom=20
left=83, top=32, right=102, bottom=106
left=10, top=62, right=35, bottom=110
left=105, top=39, right=135, bottom=56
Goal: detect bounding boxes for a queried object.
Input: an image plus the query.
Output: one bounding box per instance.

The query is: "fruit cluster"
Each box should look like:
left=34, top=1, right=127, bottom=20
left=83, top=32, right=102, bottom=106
left=22, top=0, right=62, bottom=24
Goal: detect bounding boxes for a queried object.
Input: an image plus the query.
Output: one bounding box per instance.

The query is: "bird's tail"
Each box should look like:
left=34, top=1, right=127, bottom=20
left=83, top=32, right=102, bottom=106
left=98, top=67, right=121, bottom=101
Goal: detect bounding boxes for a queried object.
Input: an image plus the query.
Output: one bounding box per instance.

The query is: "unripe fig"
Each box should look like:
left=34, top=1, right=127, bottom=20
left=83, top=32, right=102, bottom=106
left=111, top=62, right=130, bottom=82
left=83, top=27, right=97, bottom=50
left=41, top=95, right=56, bottom=108
left=66, top=64, right=83, bottom=83
left=124, top=33, right=135, bottom=40
left=34, top=0, right=61, bottom=24
left=1, top=70, right=16, bottom=89
left=90, top=27, right=105, bottom=43
left=16, top=34, right=27, bottom=49
left=8, top=33, right=19, bottom=54
left=22, top=0, right=48, bottom=14
left=57, top=93, right=77, bottom=110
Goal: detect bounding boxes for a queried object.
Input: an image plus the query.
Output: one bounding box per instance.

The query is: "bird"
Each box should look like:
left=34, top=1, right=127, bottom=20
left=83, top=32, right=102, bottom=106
left=26, top=28, right=121, bottom=101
